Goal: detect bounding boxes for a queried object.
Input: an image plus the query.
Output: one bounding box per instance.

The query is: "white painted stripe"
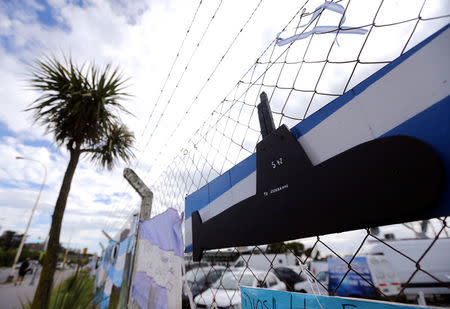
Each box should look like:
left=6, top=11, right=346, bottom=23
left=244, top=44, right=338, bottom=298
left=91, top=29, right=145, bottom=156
left=185, top=171, right=256, bottom=246
left=299, top=27, right=450, bottom=165
left=200, top=171, right=256, bottom=222
left=185, top=217, right=192, bottom=246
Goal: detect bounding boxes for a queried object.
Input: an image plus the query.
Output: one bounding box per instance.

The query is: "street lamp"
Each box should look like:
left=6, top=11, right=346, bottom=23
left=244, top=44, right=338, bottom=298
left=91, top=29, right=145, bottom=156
left=6, top=156, right=47, bottom=282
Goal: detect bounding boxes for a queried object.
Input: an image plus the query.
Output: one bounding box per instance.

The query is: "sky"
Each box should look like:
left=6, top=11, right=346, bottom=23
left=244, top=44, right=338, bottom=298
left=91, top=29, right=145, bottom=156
left=0, top=0, right=449, bottom=256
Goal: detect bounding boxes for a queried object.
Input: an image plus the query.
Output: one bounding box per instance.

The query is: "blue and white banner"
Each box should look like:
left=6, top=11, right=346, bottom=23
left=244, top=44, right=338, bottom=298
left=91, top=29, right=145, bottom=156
left=96, top=242, right=114, bottom=288
left=131, top=208, right=184, bottom=309
left=89, top=254, right=97, bottom=278
left=98, top=240, right=119, bottom=309
left=185, top=24, right=450, bottom=252
left=112, top=237, right=130, bottom=287
left=101, top=264, right=115, bottom=309
left=241, top=287, right=431, bottom=309
left=93, top=284, right=104, bottom=305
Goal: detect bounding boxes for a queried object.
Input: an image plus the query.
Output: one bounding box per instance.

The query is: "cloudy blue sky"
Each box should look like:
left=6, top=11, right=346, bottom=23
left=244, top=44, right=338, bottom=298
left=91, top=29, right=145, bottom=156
left=0, top=0, right=448, bottom=255
left=0, top=0, right=312, bottom=253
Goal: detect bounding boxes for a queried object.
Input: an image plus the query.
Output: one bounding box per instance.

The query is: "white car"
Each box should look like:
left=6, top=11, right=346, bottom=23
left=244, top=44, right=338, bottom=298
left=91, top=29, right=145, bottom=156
left=194, top=269, right=286, bottom=308
left=294, top=271, right=328, bottom=295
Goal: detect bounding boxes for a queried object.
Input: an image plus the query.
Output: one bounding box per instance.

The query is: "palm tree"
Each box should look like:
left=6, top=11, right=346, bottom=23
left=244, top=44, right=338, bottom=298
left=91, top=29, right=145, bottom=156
left=27, top=55, right=134, bottom=309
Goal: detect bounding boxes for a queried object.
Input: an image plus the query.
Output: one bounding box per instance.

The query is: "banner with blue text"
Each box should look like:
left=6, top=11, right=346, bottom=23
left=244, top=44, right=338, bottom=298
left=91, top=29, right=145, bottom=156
left=240, top=287, right=433, bottom=309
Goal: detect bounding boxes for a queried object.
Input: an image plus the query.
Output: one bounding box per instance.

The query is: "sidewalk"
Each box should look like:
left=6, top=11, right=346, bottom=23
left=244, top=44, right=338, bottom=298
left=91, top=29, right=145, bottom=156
left=0, top=269, right=73, bottom=309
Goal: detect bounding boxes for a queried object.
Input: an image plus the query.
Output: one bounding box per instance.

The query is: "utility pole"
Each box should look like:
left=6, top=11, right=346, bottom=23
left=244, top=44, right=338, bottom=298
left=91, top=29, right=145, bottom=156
left=7, top=157, right=47, bottom=282
left=30, top=237, right=48, bottom=286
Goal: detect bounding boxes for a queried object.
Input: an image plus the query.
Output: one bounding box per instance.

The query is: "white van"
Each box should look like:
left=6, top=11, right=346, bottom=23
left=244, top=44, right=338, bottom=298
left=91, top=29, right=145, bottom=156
left=295, top=256, right=401, bottom=298
left=360, top=238, right=450, bottom=298
left=233, top=253, right=297, bottom=270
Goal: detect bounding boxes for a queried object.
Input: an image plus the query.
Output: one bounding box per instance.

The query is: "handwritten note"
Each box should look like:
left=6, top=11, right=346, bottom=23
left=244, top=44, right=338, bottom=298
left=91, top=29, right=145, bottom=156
left=240, top=287, right=431, bottom=309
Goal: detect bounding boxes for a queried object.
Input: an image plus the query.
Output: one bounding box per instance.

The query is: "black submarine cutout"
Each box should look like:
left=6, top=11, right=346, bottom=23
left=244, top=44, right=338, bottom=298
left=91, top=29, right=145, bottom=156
left=191, top=92, right=444, bottom=261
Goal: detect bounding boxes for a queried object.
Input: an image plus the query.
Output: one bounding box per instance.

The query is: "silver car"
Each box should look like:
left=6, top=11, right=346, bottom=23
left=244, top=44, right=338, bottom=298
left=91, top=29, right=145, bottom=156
left=195, top=269, right=286, bottom=308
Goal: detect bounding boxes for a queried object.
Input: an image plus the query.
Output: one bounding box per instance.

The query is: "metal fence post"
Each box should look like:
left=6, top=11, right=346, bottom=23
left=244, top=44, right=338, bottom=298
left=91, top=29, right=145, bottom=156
left=123, top=168, right=153, bottom=309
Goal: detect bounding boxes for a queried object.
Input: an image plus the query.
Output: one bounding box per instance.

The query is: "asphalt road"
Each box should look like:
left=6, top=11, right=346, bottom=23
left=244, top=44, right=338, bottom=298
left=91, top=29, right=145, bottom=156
left=0, top=268, right=73, bottom=309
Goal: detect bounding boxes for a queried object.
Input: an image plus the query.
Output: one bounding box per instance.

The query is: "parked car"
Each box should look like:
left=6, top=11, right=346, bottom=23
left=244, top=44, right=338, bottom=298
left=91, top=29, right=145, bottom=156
left=194, top=269, right=286, bottom=308
left=294, top=271, right=328, bottom=295
left=183, top=266, right=226, bottom=309
left=185, top=261, right=210, bottom=272
left=273, top=266, right=306, bottom=291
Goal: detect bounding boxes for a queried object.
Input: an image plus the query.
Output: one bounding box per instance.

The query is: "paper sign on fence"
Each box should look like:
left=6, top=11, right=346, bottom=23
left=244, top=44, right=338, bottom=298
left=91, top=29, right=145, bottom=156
left=131, top=208, right=184, bottom=309
left=240, top=287, right=432, bottom=309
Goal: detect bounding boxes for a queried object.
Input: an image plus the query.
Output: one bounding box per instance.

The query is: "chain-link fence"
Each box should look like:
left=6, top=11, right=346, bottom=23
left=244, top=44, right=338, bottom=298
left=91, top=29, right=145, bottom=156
left=180, top=219, right=449, bottom=308
left=122, top=0, right=450, bottom=307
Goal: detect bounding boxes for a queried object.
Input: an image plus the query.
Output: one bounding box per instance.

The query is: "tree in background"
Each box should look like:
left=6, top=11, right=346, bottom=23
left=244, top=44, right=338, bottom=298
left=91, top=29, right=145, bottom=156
left=285, top=242, right=305, bottom=256
left=266, top=241, right=321, bottom=260
left=27, top=55, right=134, bottom=309
left=266, top=241, right=304, bottom=255
left=304, top=247, right=321, bottom=260
left=266, top=242, right=286, bottom=254
left=0, top=230, right=24, bottom=251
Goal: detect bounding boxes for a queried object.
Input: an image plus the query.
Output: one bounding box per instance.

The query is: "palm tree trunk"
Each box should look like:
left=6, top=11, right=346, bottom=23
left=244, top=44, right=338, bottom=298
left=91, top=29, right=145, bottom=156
left=31, top=147, right=81, bottom=309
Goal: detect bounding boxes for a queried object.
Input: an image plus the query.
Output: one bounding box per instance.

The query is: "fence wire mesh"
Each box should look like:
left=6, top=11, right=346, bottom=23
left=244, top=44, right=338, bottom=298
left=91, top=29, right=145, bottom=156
left=121, top=0, right=449, bottom=307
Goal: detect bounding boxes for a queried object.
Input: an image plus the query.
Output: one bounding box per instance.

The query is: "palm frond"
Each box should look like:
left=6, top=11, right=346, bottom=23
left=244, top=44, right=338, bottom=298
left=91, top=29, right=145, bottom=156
left=27, top=54, right=135, bottom=168
left=85, top=123, right=135, bottom=170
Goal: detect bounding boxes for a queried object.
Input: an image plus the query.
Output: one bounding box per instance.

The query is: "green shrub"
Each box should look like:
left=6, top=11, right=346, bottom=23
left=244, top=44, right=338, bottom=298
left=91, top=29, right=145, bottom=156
left=21, top=273, right=95, bottom=309
left=0, top=249, right=15, bottom=266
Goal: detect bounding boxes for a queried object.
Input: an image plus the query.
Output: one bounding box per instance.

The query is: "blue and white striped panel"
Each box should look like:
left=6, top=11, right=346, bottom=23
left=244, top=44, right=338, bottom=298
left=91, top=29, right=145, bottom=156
left=185, top=24, right=450, bottom=252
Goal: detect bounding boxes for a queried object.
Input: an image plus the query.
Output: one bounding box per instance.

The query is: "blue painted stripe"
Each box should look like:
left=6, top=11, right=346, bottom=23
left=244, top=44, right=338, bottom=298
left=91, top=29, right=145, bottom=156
left=381, top=95, right=450, bottom=217
left=185, top=153, right=256, bottom=220
left=185, top=185, right=208, bottom=220
left=185, top=23, right=450, bottom=221
left=230, top=154, right=256, bottom=186
left=208, top=170, right=232, bottom=203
